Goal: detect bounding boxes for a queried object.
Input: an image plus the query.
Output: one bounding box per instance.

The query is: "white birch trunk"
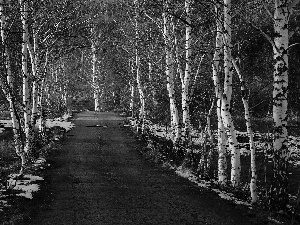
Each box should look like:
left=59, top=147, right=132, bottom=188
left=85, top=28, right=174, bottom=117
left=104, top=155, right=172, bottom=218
left=135, top=54, right=145, bottom=130
left=201, top=100, right=215, bottom=178
left=212, top=2, right=227, bottom=184
left=129, top=60, right=135, bottom=118
left=134, top=0, right=145, bottom=132
left=129, top=81, right=135, bottom=117
left=28, top=30, right=40, bottom=126
left=232, top=59, right=257, bottom=203
left=181, top=0, right=192, bottom=142
left=20, top=0, right=31, bottom=155
left=0, top=0, right=26, bottom=173
left=38, top=78, right=46, bottom=133
left=222, top=0, right=240, bottom=186
left=163, top=2, right=180, bottom=143
left=148, top=61, right=157, bottom=106
left=190, top=54, right=205, bottom=99
left=269, top=0, right=300, bottom=209
left=37, top=53, right=48, bottom=133
left=91, top=41, right=100, bottom=111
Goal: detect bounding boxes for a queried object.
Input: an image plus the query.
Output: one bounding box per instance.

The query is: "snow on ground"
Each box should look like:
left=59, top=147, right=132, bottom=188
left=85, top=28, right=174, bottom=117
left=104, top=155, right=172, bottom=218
left=45, top=113, right=75, bottom=131
left=0, top=113, right=75, bottom=134
left=175, top=166, right=252, bottom=207
left=128, top=118, right=300, bottom=207
left=7, top=174, right=44, bottom=199
left=135, top=119, right=300, bottom=167
left=0, top=120, right=12, bottom=134
left=0, top=113, right=75, bottom=206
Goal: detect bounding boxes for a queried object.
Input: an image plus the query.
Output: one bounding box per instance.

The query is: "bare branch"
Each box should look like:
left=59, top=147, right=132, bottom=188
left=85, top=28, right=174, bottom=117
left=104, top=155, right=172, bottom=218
left=144, top=12, right=163, bottom=33
left=262, top=0, right=274, bottom=21
left=287, top=42, right=300, bottom=50
left=248, top=22, right=276, bottom=52
left=167, top=11, right=194, bottom=28
left=289, top=26, right=299, bottom=39
left=289, top=0, right=300, bottom=12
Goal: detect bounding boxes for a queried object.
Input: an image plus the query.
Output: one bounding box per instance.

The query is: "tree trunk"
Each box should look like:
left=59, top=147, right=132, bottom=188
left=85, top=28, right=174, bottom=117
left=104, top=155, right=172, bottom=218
left=212, top=2, right=227, bottom=184
left=222, top=0, right=240, bottom=186
left=20, top=0, right=32, bottom=157
left=190, top=54, right=205, bottom=99
left=91, top=40, right=100, bottom=111
left=163, top=1, right=180, bottom=143
left=37, top=78, right=46, bottom=133
left=232, top=59, right=257, bottom=203
left=268, top=0, right=300, bottom=210
left=134, top=0, right=145, bottom=132
left=28, top=30, right=40, bottom=126
left=181, top=0, right=192, bottom=143
left=129, top=80, right=135, bottom=117
left=148, top=61, right=157, bottom=106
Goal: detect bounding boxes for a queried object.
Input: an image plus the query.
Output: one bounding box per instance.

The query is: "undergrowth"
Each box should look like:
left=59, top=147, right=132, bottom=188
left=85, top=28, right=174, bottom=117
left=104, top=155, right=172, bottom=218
left=128, top=116, right=300, bottom=224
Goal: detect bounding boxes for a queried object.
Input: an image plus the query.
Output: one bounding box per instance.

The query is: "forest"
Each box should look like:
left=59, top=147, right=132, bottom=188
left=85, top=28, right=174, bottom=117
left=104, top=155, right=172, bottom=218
left=0, top=0, right=300, bottom=223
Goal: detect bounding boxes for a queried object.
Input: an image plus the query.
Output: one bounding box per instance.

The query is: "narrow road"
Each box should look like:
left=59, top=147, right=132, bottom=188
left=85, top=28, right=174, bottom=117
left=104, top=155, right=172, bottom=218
left=28, top=111, right=259, bottom=225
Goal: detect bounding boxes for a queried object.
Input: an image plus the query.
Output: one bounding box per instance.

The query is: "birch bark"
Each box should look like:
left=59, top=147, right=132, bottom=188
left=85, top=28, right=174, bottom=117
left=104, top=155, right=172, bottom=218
left=129, top=60, right=135, bottom=117
left=163, top=1, right=180, bottom=143
left=134, top=0, right=145, bottom=132
left=268, top=0, right=300, bottom=210
left=212, top=2, right=227, bottom=184
left=232, top=59, right=257, bottom=203
left=0, top=1, right=26, bottom=174
left=181, top=0, right=192, bottom=143
left=130, top=80, right=135, bottom=117
left=28, top=30, right=41, bottom=126
left=20, top=0, right=32, bottom=156
left=91, top=40, right=100, bottom=111
left=221, top=0, right=240, bottom=186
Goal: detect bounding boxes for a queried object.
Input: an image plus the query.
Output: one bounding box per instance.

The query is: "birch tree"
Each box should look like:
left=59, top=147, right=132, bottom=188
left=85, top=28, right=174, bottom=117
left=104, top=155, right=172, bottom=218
left=91, top=33, right=100, bottom=111
left=268, top=0, right=300, bottom=210
left=212, top=1, right=227, bottom=184
left=0, top=0, right=26, bottom=174
left=232, top=59, right=257, bottom=203
left=221, top=0, right=240, bottom=186
left=134, top=0, right=146, bottom=132
left=20, top=0, right=33, bottom=159
left=181, top=0, right=192, bottom=143
left=163, top=0, right=180, bottom=143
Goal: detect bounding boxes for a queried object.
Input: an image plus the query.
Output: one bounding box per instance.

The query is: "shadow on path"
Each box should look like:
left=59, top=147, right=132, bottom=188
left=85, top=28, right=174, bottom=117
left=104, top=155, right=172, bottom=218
left=28, top=111, right=259, bottom=225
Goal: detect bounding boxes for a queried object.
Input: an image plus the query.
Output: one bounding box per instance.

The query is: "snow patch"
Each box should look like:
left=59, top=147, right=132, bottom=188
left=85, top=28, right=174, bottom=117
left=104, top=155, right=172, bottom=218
left=0, top=199, right=9, bottom=211
left=46, top=115, right=74, bottom=132
left=175, top=166, right=252, bottom=206
left=7, top=174, right=44, bottom=199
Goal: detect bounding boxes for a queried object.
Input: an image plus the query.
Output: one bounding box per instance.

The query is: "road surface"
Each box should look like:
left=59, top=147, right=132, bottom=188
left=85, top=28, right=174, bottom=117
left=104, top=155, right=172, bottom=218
left=27, top=111, right=262, bottom=225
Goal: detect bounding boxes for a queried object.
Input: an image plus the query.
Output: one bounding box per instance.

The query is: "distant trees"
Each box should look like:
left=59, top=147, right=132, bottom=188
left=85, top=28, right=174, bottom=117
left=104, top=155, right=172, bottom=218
left=0, top=0, right=89, bottom=173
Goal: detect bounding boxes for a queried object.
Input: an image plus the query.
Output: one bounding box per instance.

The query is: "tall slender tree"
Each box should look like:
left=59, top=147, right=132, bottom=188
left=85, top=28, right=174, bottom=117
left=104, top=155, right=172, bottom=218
left=268, top=0, right=300, bottom=210
left=221, top=0, right=240, bottom=186
left=212, top=1, right=227, bottom=184
left=163, top=0, right=180, bottom=143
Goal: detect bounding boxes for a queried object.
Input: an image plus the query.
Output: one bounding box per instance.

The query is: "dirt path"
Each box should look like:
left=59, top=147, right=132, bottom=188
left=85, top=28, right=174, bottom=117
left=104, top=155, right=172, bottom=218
left=27, top=111, right=261, bottom=225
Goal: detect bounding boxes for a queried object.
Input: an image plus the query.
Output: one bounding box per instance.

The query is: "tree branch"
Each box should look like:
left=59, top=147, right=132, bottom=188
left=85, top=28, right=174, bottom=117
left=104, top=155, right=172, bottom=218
left=144, top=12, right=163, bottom=33
left=289, top=0, right=300, bottom=12
left=287, top=42, right=300, bottom=50
left=289, top=26, right=299, bottom=39
left=248, top=21, right=276, bottom=52
left=166, top=11, right=194, bottom=28
left=262, top=0, right=274, bottom=21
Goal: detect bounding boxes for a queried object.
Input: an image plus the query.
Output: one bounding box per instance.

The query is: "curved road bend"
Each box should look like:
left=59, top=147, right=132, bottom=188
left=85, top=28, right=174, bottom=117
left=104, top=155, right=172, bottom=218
left=28, top=111, right=259, bottom=225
